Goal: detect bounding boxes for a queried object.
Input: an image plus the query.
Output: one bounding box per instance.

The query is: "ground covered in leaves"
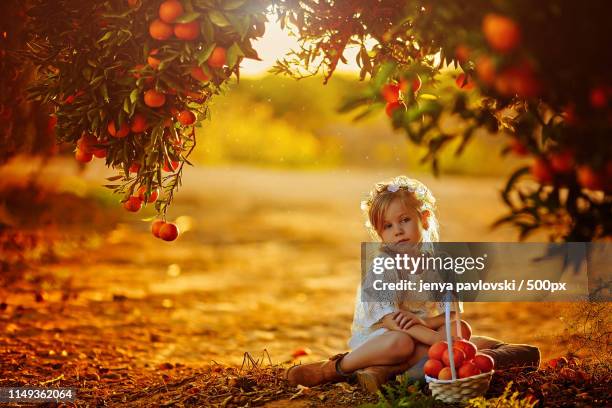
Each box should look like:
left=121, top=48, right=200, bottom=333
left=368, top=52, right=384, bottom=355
left=1, top=161, right=610, bottom=407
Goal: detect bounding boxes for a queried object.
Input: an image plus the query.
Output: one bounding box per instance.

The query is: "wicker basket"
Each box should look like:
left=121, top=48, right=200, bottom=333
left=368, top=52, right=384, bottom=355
left=425, top=370, right=493, bottom=403
left=423, top=296, right=493, bottom=403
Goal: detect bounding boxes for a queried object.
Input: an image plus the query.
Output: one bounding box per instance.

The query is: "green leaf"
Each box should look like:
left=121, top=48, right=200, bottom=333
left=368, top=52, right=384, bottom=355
left=174, top=11, right=201, bottom=23
left=130, top=89, right=139, bottom=104
left=419, top=93, right=438, bottom=100
left=123, top=97, right=131, bottom=114
left=226, top=42, right=245, bottom=69
left=82, top=67, right=93, bottom=81
left=196, top=42, right=216, bottom=65
left=97, top=31, right=113, bottom=44
left=222, top=0, right=245, bottom=10
left=100, top=84, right=109, bottom=103
left=208, top=10, right=230, bottom=27
left=200, top=15, right=215, bottom=43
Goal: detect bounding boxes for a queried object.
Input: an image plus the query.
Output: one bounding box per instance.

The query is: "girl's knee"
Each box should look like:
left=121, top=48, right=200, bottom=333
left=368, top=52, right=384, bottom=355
left=385, top=332, right=415, bottom=359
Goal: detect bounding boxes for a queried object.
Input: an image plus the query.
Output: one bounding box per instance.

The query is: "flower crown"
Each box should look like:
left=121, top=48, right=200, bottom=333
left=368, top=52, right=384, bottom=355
left=361, top=176, right=436, bottom=231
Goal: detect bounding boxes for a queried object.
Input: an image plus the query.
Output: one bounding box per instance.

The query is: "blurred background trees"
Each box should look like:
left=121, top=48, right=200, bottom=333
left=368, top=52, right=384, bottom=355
left=1, top=0, right=610, bottom=242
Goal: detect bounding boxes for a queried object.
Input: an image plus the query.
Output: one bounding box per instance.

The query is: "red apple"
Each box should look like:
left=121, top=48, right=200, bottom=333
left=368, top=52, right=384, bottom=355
left=458, top=361, right=481, bottom=378
left=424, top=359, right=444, bottom=378
left=454, top=339, right=477, bottom=360
left=473, top=353, right=495, bottom=372
left=442, top=347, right=466, bottom=367
left=437, top=367, right=453, bottom=380
left=428, top=341, right=448, bottom=361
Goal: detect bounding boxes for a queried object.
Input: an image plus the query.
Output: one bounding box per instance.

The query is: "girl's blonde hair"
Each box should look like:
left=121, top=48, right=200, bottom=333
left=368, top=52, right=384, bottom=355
left=360, top=175, right=439, bottom=243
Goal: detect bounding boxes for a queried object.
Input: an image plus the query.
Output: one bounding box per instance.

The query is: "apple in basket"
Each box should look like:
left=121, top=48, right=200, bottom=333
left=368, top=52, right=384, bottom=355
left=473, top=353, right=495, bottom=372
left=425, top=340, right=494, bottom=380
left=458, top=361, right=481, bottom=378
left=454, top=339, right=477, bottom=360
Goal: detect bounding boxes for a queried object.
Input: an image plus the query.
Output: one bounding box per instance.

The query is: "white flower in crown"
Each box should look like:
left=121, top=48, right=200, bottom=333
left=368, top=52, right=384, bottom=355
left=360, top=200, right=369, bottom=211
left=364, top=220, right=372, bottom=229
left=416, top=185, right=427, bottom=199
left=387, top=183, right=400, bottom=193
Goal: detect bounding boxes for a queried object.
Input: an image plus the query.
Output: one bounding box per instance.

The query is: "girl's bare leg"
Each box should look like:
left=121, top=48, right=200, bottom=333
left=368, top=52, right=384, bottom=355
left=340, top=320, right=472, bottom=373
left=339, top=331, right=415, bottom=373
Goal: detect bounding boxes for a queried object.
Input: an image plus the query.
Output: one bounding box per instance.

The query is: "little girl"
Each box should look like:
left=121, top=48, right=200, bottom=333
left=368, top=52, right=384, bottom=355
left=285, top=176, right=540, bottom=391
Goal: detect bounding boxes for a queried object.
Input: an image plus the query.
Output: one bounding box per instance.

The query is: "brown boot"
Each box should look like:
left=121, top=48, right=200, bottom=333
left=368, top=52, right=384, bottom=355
left=355, top=359, right=414, bottom=393
left=285, top=352, right=352, bottom=387
left=479, top=343, right=540, bottom=370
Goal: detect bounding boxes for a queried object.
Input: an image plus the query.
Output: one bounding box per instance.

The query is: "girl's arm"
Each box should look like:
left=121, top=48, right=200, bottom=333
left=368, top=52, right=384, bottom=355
left=381, top=313, right=444, bottom=346
left=424, top=312, right=456, bottom=330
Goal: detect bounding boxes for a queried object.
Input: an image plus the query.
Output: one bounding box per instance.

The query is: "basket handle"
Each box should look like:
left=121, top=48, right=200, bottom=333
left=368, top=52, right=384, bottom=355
left=443, top=293, right=458, bottom=380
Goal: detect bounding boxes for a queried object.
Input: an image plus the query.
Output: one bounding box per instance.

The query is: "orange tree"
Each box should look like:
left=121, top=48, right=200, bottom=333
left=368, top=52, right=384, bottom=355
left=0, top=0, right=57, bottom=164
left=21, top=0, right=611, bottom=241
left=272, top=0, right=611, bottom=241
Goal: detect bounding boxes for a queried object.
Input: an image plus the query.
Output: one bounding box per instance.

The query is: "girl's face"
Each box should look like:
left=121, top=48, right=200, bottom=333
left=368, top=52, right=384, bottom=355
left=378, top=198, right=428, bottom=244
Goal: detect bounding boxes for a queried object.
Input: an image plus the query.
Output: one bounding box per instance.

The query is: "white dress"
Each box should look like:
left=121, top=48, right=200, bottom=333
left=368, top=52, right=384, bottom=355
left=348, top=250, right=463, bottom=350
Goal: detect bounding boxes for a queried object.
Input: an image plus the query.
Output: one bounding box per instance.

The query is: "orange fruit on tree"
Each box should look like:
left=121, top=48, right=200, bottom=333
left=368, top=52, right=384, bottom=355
left=159, top=222, right=179, bottom=241
left=151, top=220, right=166, bottom=238
left=381, top=84, right=400, bottom=103
left=77, top=133, right=98, bottom=153
left=108, top=120, right=129, bottom=138
left=163, top=160, right=180, bottom=172
left=531, top=158, right=554, bottom=185
left=128, top=0, right=139, bottom=7
left=190, top=66, right=210, bottom=82
left=385, top=101, right=401, bottom=117
left=131, top=64, right=146, bottom=79
left=178, top=110, right=196, bottom=125
left=476, top=56, right=496, bottom=85
left=508, top=138, right=528, bottom=156
left=138, top=186, right=159, bottom=203
left=149, top=19, right=173, bottom=40
left=207, top=46, right=227, bottom=68
left=455, top=73, right=474, bottom=90
left=75, top=148, right=93, bottom=163
left=174, top=21, right=200, bottom=40
left=550, top=150, right=575, bottom=174
left=147, top=49, right=161, bottom=69
left=92, top=147, right=107, bottom=158
left=577, top=165, right=604, bottom=191
left=455, top=45, right=470, bottom=64
left=482, top=13, right=521, bottom=53
left=589, top=87, right=607, bottom=108
left=130, top=113, right=148, bottom=133
left=158, top=0, right=184, bottom=24
left=399, top=75, right=421, bottom=93
left=123, top=196, right=142, bottom=212
left=144, top=89, right=166, bottom=107
left=129, top=163, right=141, bottom=174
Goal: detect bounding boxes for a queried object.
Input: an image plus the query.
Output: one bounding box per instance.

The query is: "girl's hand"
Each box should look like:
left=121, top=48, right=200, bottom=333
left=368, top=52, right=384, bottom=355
left=392, top=311, right=428, bottom=330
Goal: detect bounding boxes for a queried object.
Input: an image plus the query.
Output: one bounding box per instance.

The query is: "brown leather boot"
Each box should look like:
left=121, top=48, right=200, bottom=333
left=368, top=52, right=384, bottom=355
left=285, top=352, right=352, bottom=387
left=355, top=359, right=414, bottom=393
left=479, top=343, right=541, bottom=369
